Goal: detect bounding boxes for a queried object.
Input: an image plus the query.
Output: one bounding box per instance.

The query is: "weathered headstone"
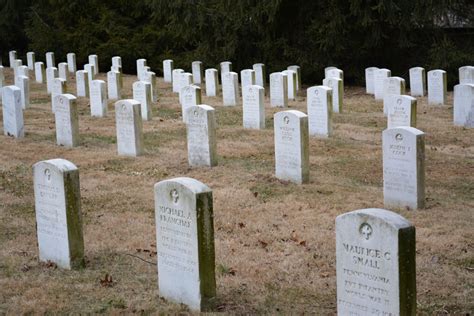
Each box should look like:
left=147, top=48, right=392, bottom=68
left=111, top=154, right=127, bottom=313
left=270, top=72, right=288, bottom=107
left=326, top=68, right=344, bottom=85
left=220, top=61, right=232, bottom=76
left=192, top=61, right=203, bottom=85
left=205, top=68, right=218, bottom=97
left=27, top=52, right=35, bottom=70
left=284, top=69, right=297, bottom=100
left=136, top=58, right=147, bottom=80
left=365, top=67, right=379, bottom=94
left=115, top=99, right=144, bottom=156
left=88, top=54, right=99, bottom=75
left=76, top=70, right=89, bottom=98
left=374, top=68, right=391, bottom=101
left=172, top=69, right=184, bottom=93
left=51, top=77, right=67, bottom=107
left=242, top=84, right=265, bottom=129
left=409, top=67, right=426, bottom=97
left=9, top=50, right=17, bottom=68
left=132, top=80, right=153, bottom=121
left=2, top=86, right=24, bottom=138
left=67, top=53, right=76, bottom=73
left=13, top=60, right=22, bottom=78
left=46, top=67, right=58, bottom=94
left=54, top=94, right=79, bottom=147
left=323, top=77, right=343, bottom=113
left=144, top=71, right=158, bottom=102
left=453, top=83, right=474, bottom=127
left=240, top=69, right=256, bottom=90
left=34, top=62, right=45, bottom=84
left=383, top=126, right=425, bottom=209
left=107, top=70, right=122, bottom=100
left=222, top=72, right=239, bottom=106
left=307, top=85, right=332, bottom=137
left=58, top=62, right=68, bottom=81
left=154, top=177, right=216, bottom=311
left=274, top=110, right=309, bottom=184
left=15, top=65, right=28, bottom=87
left=33, top=159, right=85, bottom=270
left=185, top=104, right=217, bottom=167
left=84, top=64, right=95, bottom=86
left=324, top=66, right=337, bottom=78
left=459, top=66, right=474, bottom=85
left=163, top=59, right=174, bottom=83
left=383, top=77, right=406, bottom=115
left=18, top=75, right=30, bottom=109
left=288, top=65, right=301, bottom=91
left=253, top=63, right=266, bottom=88
left=427, top=69, right=447, bottom=105
left=90, top=80, right=107, bottom=117
left=386, top=95, right=417, bottom=129
left=336, top=208, right=416, bottom=315
left=111, top=56, right=122, bottom=72
left=46, top=52, right=55, bottom=68
left=179, top=73, right=194, bottom=104
left=181, top=85, right=202, bottom=122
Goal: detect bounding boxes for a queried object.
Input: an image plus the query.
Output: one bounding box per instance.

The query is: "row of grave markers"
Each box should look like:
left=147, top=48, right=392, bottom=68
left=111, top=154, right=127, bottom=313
left=33, top=157, right=416, bottom=314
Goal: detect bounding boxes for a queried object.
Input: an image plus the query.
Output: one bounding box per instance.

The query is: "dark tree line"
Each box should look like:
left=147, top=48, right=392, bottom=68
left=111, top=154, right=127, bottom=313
left=1, top=0, right=473, bottom=86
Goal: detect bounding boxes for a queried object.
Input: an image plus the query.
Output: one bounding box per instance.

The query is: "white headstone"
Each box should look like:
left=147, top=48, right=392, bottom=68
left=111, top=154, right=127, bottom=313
left=46, top=67, right=58, bottom=94
left=427, top=69, right=447, bottom=105
left=220, top=61, right=232, bottom=75
left=84, top=64, right=95, bottom=86
left=88, top=54, right=99, bottom=75
left=33, top=159, right=85, bottom=270
left=34, top=62, right=45, bottom=84
left=240, top=69, right=256, bottom=90
left=179, top=73, right=193, bottom=104
left=383, top=126, right=425, bottom=209
left=27, top=52, right=35, bottom=70
left=46, top=52, right=55, bottom=68
left=13, top=59, right=22, bottom=79
left=54, top=94, right=79, bottom=147
left=132, top=80, right=153, bottom=121
left=253, top=63, right=266, bottom=88
left=324, top=66, right=337, bottom=78
left=172, top=69, right=184, bottom=93
left=186, top=104, right=217, bottom=167
left=115, top=99, right=144, bottom=156
left=336, top=208, right=416, bottom=315
left=111, top=56, right=122, bottom=72
left=136, top=58, right=147, bottom=80
left=205, top=68, right=218, bottom=97
left=288, top=65, right=301, bottom=91
left=163, top=59, right=174, bottom=83
left=270, top=72, right=288, bottom=107
left=322, top=77, right=343, bottom=113
left=386, top=95, right=417, bottom=129
left=222, top=72, right=239, bottom=106
left=143, top=71, right=158, bottom=102
left=365, top=67, right=378, bottom=94
left=409, top=67, right=426, bottom=97
left=181, top=85, right=202, bottom=122
left=18, top=75, right=30, bottom=109
left=51, top=78, right=67, bottom=112
left=374, top=68, right=391, bottom=100
left=307, top=85, right=332, bottom=137
left=192, top=61, right=203, bottom=85
left=274, top=110, right=309, bottom=184
left=90, top=80, right=107, bottom=117
left=284, top=70, right=297, bottom=100
left=76, top=70, right=89, bottom=98
left=2, top=86, right=24, bottom=138
left=459, top=66, right=474, bottom=85
left=107, top=70, right=121, bottom=100
left=154, top=177, right=216, bottom=311
left=242, top=84, right=265, bottom=129
left=9, top=50, right=17, bottom=68
left=326, top=68, right=344, bottom=84
left=383, top=77, right=406, bottom=115
left=453, top=83, right=474, bottom=127
left=67, top=53, right=77, bottom=73
left=58, top=62, right=68, bottom=81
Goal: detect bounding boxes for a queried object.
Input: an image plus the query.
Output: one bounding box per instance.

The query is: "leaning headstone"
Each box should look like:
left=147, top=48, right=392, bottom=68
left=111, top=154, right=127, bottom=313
left=453, top=83, right=474, bottom=127
left=409, top=67, right=426, bottom=97
left=427, top=69, right=447, bottom=105
left=88, top=54, right=99, bottom=75
left=192, top=61, right=203, bottom=85
left=222, top=72, right=239, bottom=106
left=58, top=62, right=68, bottom=81
left=336, top=208, right=416, bottom=315
left=459, top=66, right=474, bottom=85
left=242, top=84, right=265, bottom=129
left=84, top=64, right=95, bottom=86
left=253, top=63, right=266, bottom=88
left=46, top=67, right=58, bottom=94
left=76, top=70, right=89, bottom=98
left=284, top=69, right=297, bottom=100
left=383, top=126, right=425, bottom=209
left=144, top=71, right=158, bottom=102
left=240, top=69, right=256, bottom=90
left=136, top=58, right=147, bottom=80
left=274, top=110, right=309, bottom=184
left=205, top=68, right=218, bottom=97
left=270, top=72, right=288, bottom=107
left=67, top=53, right=76, bottom=73
left=288, top=65, right=301, bottom=91
left=9, top=50, right=17, bottom=68
left=154, top=177, right=216, bottom=311
left=111, top=56, right=122, bottom=72
left=52, top=78, right=67, bottom=112
left=90, top=80, right=107, bottom=117
left=307, top=85, right=332, bottom=137
left=107, top=70, right=121, bottom=100
left=365, top=67, right=378, bottom=94
left=163, top=59, right=174, bottom=83
left=54, top=94, right=79, bottom=147
left=132, top=81, right=153, bottom=121
left=323, top=77, right=343, bottom=113
left=181, top=85, right=202, bottom=122
left=383, top=77, right=406, bottom=115
left=186, top=104, right=217, bottom=167
left=46, top=52, right=55, bottom=68
left=2, top=86, right=24, bottom=138
left=35, top=62, right=45, bottom=84
left=386, top=95, right=417, bottom=128
left=27, top=52, right=35, bottom=70
left=18, top=75, right=30, bottom=109
left=33, top=159, right=85, bottom=270
left=374, top=68, right=391, bottom=101
left=115, top=99, right=144, bottom=156
left=172, top=69, right=184, bottom=93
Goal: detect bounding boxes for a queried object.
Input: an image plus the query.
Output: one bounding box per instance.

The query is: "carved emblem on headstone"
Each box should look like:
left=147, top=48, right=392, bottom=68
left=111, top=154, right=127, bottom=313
left=284, top=116, right=290, bottom=124
left=170, top=189, right=179, bottom=203
left=359, top=222, right=372, bottom=240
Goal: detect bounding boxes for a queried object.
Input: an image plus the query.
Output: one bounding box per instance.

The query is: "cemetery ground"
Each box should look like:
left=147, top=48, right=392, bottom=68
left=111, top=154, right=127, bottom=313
left=0, top=68, right=473, bottom=314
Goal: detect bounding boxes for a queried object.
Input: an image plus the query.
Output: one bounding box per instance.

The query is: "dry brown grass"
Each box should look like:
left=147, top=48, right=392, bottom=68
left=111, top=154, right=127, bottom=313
left=0, top=68, right=473, bottom=314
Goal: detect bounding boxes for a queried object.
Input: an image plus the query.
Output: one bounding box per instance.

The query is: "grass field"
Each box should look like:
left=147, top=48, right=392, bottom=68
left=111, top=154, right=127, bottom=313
left=0, top=68, right=473, bottom=314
